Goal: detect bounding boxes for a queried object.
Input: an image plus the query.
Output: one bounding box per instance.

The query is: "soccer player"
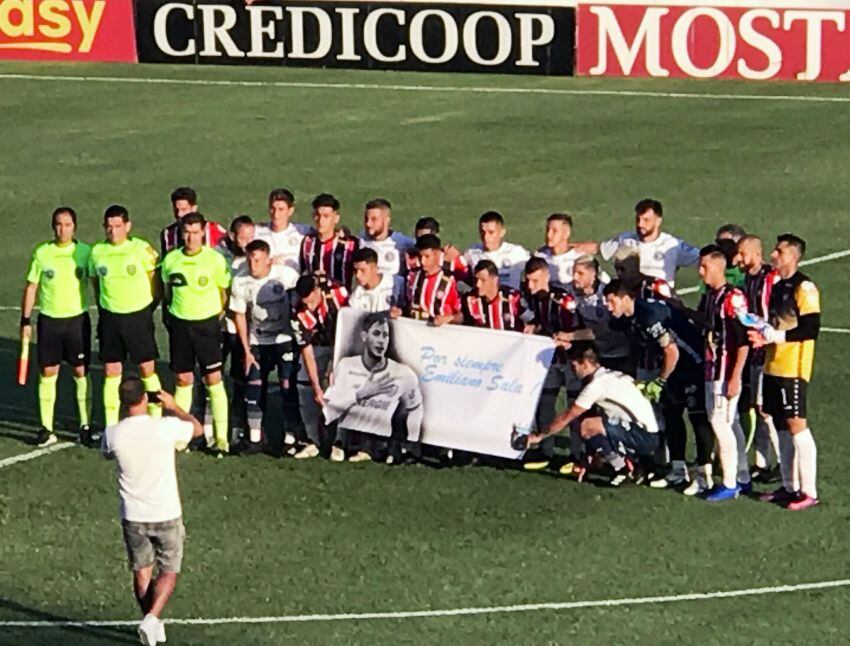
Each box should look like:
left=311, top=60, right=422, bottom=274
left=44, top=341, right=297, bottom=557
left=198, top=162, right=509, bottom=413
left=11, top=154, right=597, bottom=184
left=751, top=234, right=821, bottom=510
left=578, top=199, right=699, bottom=287
left=102, top=378, right=203, bottom=646
left=89, top=205, right=163, bottom=427
left=464, top=211, right=530, bottom=290
left=324, top=312, right=423, bottom=447
left=20, top=207, right=93, bottom=446
left=461, top=260, right=525, bottom=331
left=736, top=234, right=781, bottom=480
left=300, top=193, right=359, bottom=289
left=159, top=186, right=227, bottom=257
left=350, top=247, right=405, bottom=313
left=160, top=212, right=232, bottom=456
left=292, top=274, right=349, bottom=460
left=605, top=280, right=713, bottom=495
left=522, top=342, right=659, bottom=487
left=698, top=246, right=751, bottom=501
left=611, top=246, right=677, bottom=302
left=535, top=213, right=582, bottom=288
left=410, top=217, right=469, bottom=280
left=566, top=255, right=631, bottom=374
left=359, top=198, right=415, bottom=277
left=229, top=240, right=300, bottom=454
left=254, top=188, right=308, bottom=273
left=403, top=234, right=462, bottom=326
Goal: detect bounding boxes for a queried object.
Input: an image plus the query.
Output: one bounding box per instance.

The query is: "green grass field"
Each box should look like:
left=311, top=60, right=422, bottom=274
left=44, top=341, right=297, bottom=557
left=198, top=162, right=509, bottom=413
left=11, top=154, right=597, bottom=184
left=1, top=61, right=849, bottom=645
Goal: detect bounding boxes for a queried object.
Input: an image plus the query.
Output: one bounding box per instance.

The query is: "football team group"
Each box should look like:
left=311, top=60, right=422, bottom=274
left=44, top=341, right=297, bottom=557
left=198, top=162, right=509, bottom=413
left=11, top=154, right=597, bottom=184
left=21, top=188, right=821, bottom=511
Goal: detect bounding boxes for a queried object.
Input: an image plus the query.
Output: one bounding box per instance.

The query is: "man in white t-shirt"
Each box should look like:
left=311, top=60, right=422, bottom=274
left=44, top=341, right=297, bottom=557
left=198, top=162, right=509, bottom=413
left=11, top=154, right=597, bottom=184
left=349, top=247, right=405, bottom=313
left=359, top=198, right=415, bottom=277
left=254, top=188, right=309, bottom=273
left=576, top=199, right=699, bottom=287
left=102, top=378, right=203, bottom=646
left=519, top=342, right=658, bottom=487
left=464, top=211, right=530, bottom=290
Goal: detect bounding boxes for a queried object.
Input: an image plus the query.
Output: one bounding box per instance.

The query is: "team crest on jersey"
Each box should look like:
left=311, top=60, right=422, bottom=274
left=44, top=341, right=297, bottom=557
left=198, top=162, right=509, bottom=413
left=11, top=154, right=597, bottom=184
left=198, top=276, right=209, bottom=287
left=44, top=269, right=55, bottom=280
left=127, top=264, right=137, bottom=276
left=386, top=251, right=397, bottom=263
left=654, top=251, right=664, bottom=261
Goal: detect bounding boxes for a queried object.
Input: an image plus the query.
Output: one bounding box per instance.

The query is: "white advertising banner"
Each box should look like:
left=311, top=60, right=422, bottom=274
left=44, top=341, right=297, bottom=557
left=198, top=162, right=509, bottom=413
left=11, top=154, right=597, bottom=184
left=323, top=308, right=555, bottom=459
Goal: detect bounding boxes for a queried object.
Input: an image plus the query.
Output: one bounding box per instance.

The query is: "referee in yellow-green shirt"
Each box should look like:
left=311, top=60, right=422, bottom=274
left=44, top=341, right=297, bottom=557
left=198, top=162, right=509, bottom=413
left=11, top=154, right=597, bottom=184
left=89, top=205, right=163, bottom=427
left=20, top=207, right=93, bottom=447
left=160, top=212, right=232, bottom=456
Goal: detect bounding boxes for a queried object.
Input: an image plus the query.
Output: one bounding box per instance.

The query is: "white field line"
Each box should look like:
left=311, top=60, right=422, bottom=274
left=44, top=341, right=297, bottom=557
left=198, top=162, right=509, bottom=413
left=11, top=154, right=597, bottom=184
left=1, top=72, right=850, bottom=103
left=1, top=578, right=849, bottom=628
left=0, top=442, right=74, bottom=471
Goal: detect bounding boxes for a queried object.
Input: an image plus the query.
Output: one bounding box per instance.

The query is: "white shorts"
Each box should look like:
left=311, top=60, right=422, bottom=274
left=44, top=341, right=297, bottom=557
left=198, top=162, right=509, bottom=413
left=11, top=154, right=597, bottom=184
left=705, top=381, right=741, bottom=427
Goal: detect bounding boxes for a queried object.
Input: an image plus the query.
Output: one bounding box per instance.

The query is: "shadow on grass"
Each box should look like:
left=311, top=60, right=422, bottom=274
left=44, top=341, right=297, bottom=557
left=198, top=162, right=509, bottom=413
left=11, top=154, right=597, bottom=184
left=0, top=597, right=136, bottom=645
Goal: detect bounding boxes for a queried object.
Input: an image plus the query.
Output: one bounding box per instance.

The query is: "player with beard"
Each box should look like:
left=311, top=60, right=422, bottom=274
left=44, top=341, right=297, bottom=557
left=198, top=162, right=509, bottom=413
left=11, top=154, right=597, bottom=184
left=359, top=198, right=415, bottom=278
left=254, top=188, right=309, bottom=273
left=464, top=211, right=530, bottom=291
left=300, top=193, right=359, bottom=289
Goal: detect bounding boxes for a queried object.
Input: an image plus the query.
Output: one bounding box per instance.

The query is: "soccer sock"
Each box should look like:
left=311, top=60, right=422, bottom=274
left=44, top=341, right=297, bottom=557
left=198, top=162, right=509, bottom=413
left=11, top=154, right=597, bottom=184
left=766, top=416, right=780, bottom=467
left=141, top=373, right=163, bottom=418
left=73, top=375, right=90, bottom=427
left=174, top=384, right=193, bottom=415
left=712, top=421, right=738, bottom=489
left=670, top=459, right=687, bottom=477
left=104, top=375, right=121, bottom=427
left=696, top=463, right=713, bottom=490
left=246, top=381, right=263, bottom=444
left=732, top=414, right=750, bottom=485
left=208, top=381, right=229, bottom=451
left=777, top=430, right=797, bottom=492
left=38, top=374, right=58, bottom=433
left=792, top=429, right=817, bottom=499
left=754, top=417, right=771, bottom=469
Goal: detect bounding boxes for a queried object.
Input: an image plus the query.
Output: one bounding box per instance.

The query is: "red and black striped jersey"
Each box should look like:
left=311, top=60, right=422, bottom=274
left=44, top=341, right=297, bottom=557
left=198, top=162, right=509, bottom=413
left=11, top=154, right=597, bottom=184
left=406, top=269, right=461, bottom=320
left=526, top=286, right=581, bottom=336
left=699, top=284, right=749, bottom=382
left=292, top=278, right=349, bottom=348
left=743, top=264, right=779, bottom=320
left=461, top=286, right=525, bottom=332
left=300, top=232, right=359, bottom=289
left=159, top=220, right=228, bottom=257
left=637, top=274, right=675, bottom=301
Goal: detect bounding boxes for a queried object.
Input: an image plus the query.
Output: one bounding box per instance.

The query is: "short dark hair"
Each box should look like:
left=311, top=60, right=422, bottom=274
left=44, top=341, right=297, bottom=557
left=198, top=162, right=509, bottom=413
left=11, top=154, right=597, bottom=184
left=716, top=223, right=747, bottom=242
left=295, top=274, right=317, bottom=298
left=567, top=341, right=600, bottom=364
left=699, top=243, right=726, bottom=260
left=602, top=279, right=636, bottom=298
left=524, top=256, right=549, bottom=275
left=415, top=234, right=442, bottom=251
left=119, top=377, right=146, bottom=408
left=415, top=217, right=440, bottom=234
left=365, top=198, right=391, bottom=211
left=777, top=233, right=806, bottom=257
left=715, top=239, right=738, bottom=266
left=352, top=247, right=378, bottom=265
left=312, top=193, right=340, bottom=211
left=546, top=212, right=573, bottom=227
left=479, top=211, right=504, bottom=227
left=229, top=215, right=254, bottom=234
left=268, top=188, right=294, bottom=207
left=103, top=204, right=129, bottom=223
left=245, top=239, right=270, bottom=255
left=181, top=212, right=206, bottom=229
left=171, top=186, right=197, bottom=205
left=635, top=198, right=663, bottom=217
left=51, top=206, right=77, bottom=228
left=361, top=311, right=390, bottom=332
left=474, top=259, right=499, bottom=277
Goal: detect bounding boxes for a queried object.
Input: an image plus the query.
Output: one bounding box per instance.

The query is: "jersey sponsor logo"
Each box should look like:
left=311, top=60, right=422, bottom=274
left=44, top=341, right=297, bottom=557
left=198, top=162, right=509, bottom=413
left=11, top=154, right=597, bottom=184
left=168, top=273, right=187, bottom=287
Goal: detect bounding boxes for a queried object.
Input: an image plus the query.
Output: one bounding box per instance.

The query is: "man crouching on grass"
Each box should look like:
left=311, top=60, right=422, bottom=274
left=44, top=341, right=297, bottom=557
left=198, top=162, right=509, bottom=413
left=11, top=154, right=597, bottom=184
left=102, top=378, right=203, bottom=645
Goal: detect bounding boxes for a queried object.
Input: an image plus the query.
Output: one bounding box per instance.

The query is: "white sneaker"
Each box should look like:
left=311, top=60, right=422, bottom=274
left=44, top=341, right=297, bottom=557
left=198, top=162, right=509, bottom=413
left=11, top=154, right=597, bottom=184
left=348, top=451, right=371, bottom=463
left=158, top=620, right=166, bottom=643
left=293, top=444, right=319, bottom=460
left=650, top=471, right=688, bottom=489
left=283, top=432, right=296, bottom=446
left=138, top=614, right=160, bottom=645
left=330, top=446, right=345, bottom=462
left=37, top=433, right=58, bottom=448
left=683, top=479, right=707, bottom=497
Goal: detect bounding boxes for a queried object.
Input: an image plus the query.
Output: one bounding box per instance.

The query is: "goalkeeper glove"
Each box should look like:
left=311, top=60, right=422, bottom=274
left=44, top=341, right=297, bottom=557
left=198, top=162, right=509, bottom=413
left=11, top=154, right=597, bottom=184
left=639, top=377, right=666, bottom=403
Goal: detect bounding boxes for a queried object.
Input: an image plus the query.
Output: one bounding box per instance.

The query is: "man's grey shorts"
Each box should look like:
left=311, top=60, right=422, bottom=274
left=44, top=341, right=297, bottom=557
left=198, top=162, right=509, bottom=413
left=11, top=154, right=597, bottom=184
left=121, top=518, right=185, bottom=573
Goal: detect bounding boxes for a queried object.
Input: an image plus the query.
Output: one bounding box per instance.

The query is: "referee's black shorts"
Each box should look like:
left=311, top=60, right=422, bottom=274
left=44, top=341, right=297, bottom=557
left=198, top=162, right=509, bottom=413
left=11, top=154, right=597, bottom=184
left=98, top=306, right=158, bottom=365
left=37, top=313, right=91, bottom=369
left=168, top=315, right=223, bottom=375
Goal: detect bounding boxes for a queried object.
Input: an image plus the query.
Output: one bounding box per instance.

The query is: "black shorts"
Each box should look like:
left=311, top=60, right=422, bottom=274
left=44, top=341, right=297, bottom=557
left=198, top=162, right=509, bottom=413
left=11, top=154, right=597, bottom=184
left=168, top=316, right=223, bottom=375
left=247, top=342, right=296, bottom=384
left=37, top=313, right=91, bottom=369
left=763, top=375, right=807, bottom=421
left=98, top=307, right=158, bottom=365
left=663, top=363, right=706, bottom=415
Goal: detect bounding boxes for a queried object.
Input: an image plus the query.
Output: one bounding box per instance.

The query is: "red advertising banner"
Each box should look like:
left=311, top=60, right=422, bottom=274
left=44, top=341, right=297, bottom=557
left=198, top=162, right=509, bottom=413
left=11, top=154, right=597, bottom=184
left=0, top=0, right=137, bottom=62
left=577, top=3, right=850, bottom=82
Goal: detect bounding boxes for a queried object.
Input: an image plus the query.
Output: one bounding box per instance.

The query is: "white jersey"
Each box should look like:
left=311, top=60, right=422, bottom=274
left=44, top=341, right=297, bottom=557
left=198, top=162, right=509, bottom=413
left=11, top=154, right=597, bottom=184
left=567, top=281, right=630, bottom=359
left=535, top=246, right=581, bottom=288
left=255, top=222, right=309, bottom=273
left=349, top=273, right=405, bottom=312
left=465, top=242, right=530, bottom=290
left=574, top=368, right=659, bottom=434
left=599, top=231, right=699, bottom=286
left=103, top=415, right=194, bottom=523
left=323, top=356, right=422, bottom=439
left=229, top=265, right=299, bottom=346
left=359, top=230, right=416, bottom=277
